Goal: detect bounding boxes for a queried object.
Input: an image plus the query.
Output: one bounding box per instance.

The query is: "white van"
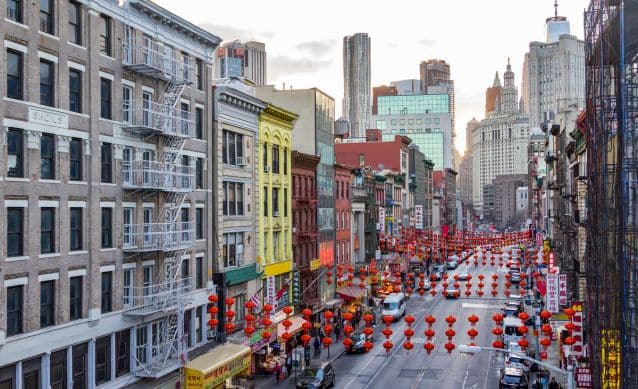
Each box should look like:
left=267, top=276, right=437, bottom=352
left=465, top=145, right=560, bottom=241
left=503, top=317, right=523, bottom=344
left=382, top=293, right=406, bottom=321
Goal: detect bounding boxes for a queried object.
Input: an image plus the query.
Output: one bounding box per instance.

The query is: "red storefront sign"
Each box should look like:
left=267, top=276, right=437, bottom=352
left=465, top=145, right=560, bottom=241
left=575, top=367, right=592, bottom=387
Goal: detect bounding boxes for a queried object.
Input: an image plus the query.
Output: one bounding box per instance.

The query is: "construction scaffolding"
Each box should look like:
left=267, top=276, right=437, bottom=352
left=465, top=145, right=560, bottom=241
left=585, top=0, right=638, bottom=388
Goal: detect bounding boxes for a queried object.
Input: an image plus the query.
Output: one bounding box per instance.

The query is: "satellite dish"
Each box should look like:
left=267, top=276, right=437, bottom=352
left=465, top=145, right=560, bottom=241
left=378, top=163, right=385, bottom=171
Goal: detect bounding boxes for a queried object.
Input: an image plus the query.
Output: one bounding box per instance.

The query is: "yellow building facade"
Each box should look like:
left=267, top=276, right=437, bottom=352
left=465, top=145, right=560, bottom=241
left=258, top=104, right=296, bottom=316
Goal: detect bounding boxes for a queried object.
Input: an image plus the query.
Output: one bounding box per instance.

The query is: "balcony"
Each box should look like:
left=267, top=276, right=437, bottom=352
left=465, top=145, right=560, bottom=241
left=123, top=161, right=194, bottom=192
left=123, top=222, right=195, bottom=252
left=122, top=42, right=195, bottom=83
left=122, top=100, right=195, bottom=138
left=123, top=277, right=193, bottom=316
left=352, top=186, right=367, bottom=198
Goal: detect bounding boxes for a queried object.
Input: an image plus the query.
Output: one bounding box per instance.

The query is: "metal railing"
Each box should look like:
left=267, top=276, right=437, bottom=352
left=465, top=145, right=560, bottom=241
left=123, top=277, right=193, bottom=315
left=122, top=42, right=195, bottom=83
left=122, top=100, right=194, bottom=138
left=123, top=161, right=194, bottom=192
left=123, top=222, right=195, bottom=252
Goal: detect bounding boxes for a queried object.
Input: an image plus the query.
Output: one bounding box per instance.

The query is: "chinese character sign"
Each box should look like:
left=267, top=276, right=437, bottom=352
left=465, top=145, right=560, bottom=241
left=558, top=274, right=568, bottom=306
left=266, top=276, right=275, bottom=318
left=415, top=205, right=423, bottom=230
left=378, top=207, right=386, bottom=234
left=546, top=273, right=560, bottom=313
left=571, top=302, right=584, bottom=357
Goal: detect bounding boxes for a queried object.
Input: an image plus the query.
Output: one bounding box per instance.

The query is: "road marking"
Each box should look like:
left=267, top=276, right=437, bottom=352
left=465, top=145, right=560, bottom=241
left=461, top=302, right=502, bottom=309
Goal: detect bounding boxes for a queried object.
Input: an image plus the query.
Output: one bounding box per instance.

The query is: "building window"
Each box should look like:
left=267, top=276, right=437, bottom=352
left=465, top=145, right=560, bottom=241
left=72, top=344, right=87, bottom=389
left=196, top=158, right=204, bottom=189
left=7, top=50, right=23, bottom=100
left=143, top=264, right=154, bottom=296
left=283, top=148, right=287, bottom=175
left=272, top=145, right=280, bottom=174
left=136, top=327, right=147, bottom=365
left=116, top=330, right=130, bottom=377
left=101, top=272, right=112, bottom=313
left=70, top=207, right=82, bottom=251
left=69, top=138, right=82, bottom=181
left=196, top=208, right=203, bottom=239
left=123, top=268, right=133, bottom=307
left=122, top=86, right=132, bottom=123
left=50, top=349, right=67, bottom=389
left=40, top=60, right=54, bottom=106
left=99, top=15, right=111, bottom=56
left=195, top=107, right=203, bottom=139
left=284, top=188, right=288, bottom=217
left=95, top=336, right=111, bottom=384
left=40, top=0, right=54, bottom=34
left=6, top=285, right=23, bottom=336
left=40, top=280, right=55, bottom=328
left=7, top=129, right=23, bottom=177
left=222, top=182, right=244, bottom=216
left=68, top=1, right=81, bottom=45
left=196, top=59, right=203, bottom=90
left=100, top=78, right=112, bottom=119
left=40, top=133, right=55, bottom=179
left=69, top=69, right=82, bottom=113
left=263, top=186, right=268, bottom=217
left=263, top=144, right=268, bottom=171
left=272, top=188, right=279, bottom=216
left=223, top=232, right=244, bottom=267
left=69, top=276, right=82, bottom=320
left=101, top=143, right=112, bottom=183
left=223, top=131, right=244, bottom=165
left=101, top=208, right=112, bottom=248
left=7, top=208, right=24, bottom=257
left=40, top=207, right=55, bottom=254
left=196, top=257, right=203, bottom=289
left=7, top=0, right=22, bottom=22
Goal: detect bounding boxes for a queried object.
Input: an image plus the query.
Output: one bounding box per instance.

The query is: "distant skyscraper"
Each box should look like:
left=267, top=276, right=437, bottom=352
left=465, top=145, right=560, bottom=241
left=521, top=5, right=585, bottom=128
left=216, top=40, right=267, bottom=85
left=391, top=79, right=422, bottom=95
left=343, top=33, right=371, bottom=138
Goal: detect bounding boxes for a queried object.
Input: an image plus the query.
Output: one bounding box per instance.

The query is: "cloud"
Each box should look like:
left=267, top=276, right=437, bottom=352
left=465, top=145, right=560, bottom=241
left=418, top=39, right=436, bottom=47
left=295, top=40, right=337, bottom=57
left=268, top=56, right=333, bottom=79
left=199, top=23, right=274, bottom=43
left=384, top=41, right=399, bottom=48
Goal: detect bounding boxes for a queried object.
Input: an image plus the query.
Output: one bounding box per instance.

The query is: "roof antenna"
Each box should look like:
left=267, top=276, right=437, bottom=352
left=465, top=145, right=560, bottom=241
left=554, top=0, right=558, bottom=18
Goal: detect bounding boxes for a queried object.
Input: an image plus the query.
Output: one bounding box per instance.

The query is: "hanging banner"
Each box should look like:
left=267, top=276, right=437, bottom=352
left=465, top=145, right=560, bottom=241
left=571, top=302, right=584, bottom=357
left=266, top=276, right=275, bottom=316
left=558, top=273, right=568, bottom=306
left=415, top=205, right=423, bottom=230
left=378, top=207, right=386, bottom=234
left=546, top=273, right=559, bottom=313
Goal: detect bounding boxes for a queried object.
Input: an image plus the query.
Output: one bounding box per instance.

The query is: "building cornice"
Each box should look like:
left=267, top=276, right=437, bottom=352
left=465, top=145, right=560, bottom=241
left=217, top=88, right=266, bottom=114
left=261, top=104, right=298, bottom=129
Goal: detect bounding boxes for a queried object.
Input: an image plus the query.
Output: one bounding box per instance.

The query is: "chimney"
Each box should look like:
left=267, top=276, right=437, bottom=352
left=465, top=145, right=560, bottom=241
left=365, top=129, right=382, bottom=142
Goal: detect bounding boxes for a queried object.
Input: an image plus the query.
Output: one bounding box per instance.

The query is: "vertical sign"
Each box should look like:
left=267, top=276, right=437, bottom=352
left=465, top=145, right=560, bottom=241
left=546, top=273, right=559, bottom=313
left=571, top=302, right=584, bottom=356
left=378, top=207, right=386, bottom=234
left=266, top=276, right=275, bottom=319
left=558, top=273, right=568, bottom=306
left=415, top=205, right=423, bottom=230
left=292, top=270, right=301, bottom=305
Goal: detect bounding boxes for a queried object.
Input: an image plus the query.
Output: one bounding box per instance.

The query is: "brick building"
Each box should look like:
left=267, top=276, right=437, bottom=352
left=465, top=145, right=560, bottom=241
left=0, top=0, right=222, bottom=386
left=291, top=151, right=320, bottom=311
left=335, top=164, right=353, bottom=266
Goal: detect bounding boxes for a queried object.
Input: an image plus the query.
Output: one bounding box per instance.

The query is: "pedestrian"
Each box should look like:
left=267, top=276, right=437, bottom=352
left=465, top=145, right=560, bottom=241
left=334, top=323, right=341, bottom=340
left=273, top=362, right=282, bottom=385
left=549, top=377, right=559, bottom=389
left=285, top=354, right=292, bottom=377
left=313, top=337, right=321, bottom=357
left=304, top=346, right=311, bottom=366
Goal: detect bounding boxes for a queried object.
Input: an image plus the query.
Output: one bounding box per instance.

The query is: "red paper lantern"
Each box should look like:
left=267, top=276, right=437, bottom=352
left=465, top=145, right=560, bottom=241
left=364, top=341, right=373, bottom=352
left=382, top=328, right=393, bottom=338
left=343, top=337, right=354, bottom=349
left=225, top=297, right=235, bottom=306
left=225, top=310, right=235, bottom=319
left=263, top=304, right=273, bottom=312
left=540, top=310, right=552, bottom=320
left=245, top=301, right=256, bottom=311
left=492, top=340, right=504, bottom=349
left=261, top=331, right=272, bottom=340
left=518, top=325, right=529, bottom=335
left=322, top=337, right=332, bottom=348
left=541, top=324, right=553, bottom=335
left=383, top=315, right=394, bottom=325
left=445, top=315, right=456, bottom=327
left=564, top=336, right=576, bottom=346
left=518, top=312, right=530, bottom=322
left=445, top=328, right=456, bottom=340
left=564, top=308, right=575, bottom=317
left=283, top=306, right=293, bottom=315
left=424, top=342, right=435, bottom=354
left=467, top=328, right=478, bottom=339
left=208, top=318, right=218, bottom=327
left=444, top=342, right=456, bottom=354
left=539, top=351, right=548, bottom=360
left=363, top=314, right=374, bottom=324
left=363, top=327, right=374, bottom=336
left=403, top=341, right=414, bottom=350
left=281, top=332, right=292, bottom=341
left=404, top=328, right=415, bottom=338
left=383, top=341, right=394, bottom=353
left=208, top=294, right=218, bottom=303
left=301, top=334, right=311, bottom=346
left=208, top=306, right=219, bottom=315
left=492, top=314, right=504, bottom=324
left=517, top=338, right=529, bottom=348
left=262, top=317, right=272, bottom=327
left=565, top=322, right=577, bottom=332
left=540, top=338, right=552, bottom=348
left=404, top=315, right=416, bottom=325
left=425, top=328, right=435, bottom=339
left=492, top=327, right=503, bottom=336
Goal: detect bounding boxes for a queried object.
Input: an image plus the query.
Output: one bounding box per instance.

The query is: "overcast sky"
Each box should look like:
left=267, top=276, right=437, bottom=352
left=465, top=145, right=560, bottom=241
left=155, top=0, right=588, bottom=153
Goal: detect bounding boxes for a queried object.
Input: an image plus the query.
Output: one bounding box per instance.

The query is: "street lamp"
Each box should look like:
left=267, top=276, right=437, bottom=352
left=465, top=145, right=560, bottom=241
left=457, top=344, right=575, bottom=389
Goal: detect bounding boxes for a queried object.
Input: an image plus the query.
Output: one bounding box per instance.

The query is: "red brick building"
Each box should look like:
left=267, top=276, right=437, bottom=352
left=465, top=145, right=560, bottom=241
left=335, top=130, right=411, bottom=172
left=292, top=151, right=321, bottom=310
left=335, top=163, right=353, bottom=266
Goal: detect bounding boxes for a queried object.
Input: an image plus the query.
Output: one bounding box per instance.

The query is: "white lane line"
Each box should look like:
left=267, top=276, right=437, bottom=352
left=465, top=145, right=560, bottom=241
left=461, top=302, right=502, bottom=309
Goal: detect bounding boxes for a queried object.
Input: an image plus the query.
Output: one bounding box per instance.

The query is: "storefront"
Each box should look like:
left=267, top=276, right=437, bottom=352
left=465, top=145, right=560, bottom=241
left=184, top=343, right=251, bottom=389
left=246, top=325, right=280, bottom=376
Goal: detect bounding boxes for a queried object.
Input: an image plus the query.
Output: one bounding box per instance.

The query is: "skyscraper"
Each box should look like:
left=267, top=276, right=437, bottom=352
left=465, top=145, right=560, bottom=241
left=521, top=6, right=585, bottom=128
left=343, top=33, right=371, bottom=138
left=216, top=40, right=267, bottom=85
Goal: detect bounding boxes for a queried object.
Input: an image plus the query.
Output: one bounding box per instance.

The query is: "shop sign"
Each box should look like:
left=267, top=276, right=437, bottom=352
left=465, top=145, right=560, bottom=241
left=558, top=274, right=568, bottom=306
left=185, top=352, right=251, bottom=389
left=250, top=325, right=277, bottom=352
left=546, top=273, right=559, bottom=313
left=292, top=270, right=301, bottom=305
left=575, top=367, right=592, bottom=387
left=601, top=329, right=621, bottom=389
left=571, top=302, right=584, bottom=356
left=378, top=208, right=385, bottom=234
left=310, top=259, right=321, bottom=271
left=415, top=205, right=423, bottom=230
left=266, top=276, right=276, bottom=313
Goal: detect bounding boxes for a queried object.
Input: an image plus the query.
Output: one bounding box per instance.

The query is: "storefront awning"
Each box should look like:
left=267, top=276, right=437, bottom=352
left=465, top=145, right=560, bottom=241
left=184, top=343, right=251, bottom=389
left=277, top=315, right=307, bottom=341
left=336, top=286, right=366, bottom=300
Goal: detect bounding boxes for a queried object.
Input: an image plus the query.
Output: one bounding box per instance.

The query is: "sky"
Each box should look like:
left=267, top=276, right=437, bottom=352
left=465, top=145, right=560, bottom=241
left=156, top=0, right=589, bottom=154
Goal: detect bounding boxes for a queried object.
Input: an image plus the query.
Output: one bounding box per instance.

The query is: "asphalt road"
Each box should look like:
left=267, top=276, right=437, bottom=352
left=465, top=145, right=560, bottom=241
left=332, top=258, right=512, bottom=389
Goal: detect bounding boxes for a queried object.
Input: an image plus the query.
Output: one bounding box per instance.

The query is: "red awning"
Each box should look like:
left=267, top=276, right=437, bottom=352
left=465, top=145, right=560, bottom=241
left=336, top=286, right=366, bottom=300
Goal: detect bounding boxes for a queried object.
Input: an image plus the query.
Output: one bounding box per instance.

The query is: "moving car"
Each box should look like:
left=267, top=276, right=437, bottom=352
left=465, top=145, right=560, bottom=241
left=499, top=367, right=528, bottom=388
left=510, top=272, right=522, bottom=284
left=346, top=332, right=374, bottom=354
left=505, top=353, right=530, bottom=372
left=444, top=286, right=460, bottom=299
left=433, top=265, right=446, bottom=280
left=382, top=293, right=406, bottom=321
left=296, top=362, right=336, bottom=388
left=457, top=272, right=470, bottom=281
left=446, top=259, right=458, bottom=270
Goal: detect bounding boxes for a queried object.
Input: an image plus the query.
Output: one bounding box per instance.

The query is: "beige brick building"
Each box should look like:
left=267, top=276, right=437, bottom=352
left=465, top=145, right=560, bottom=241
left=0, top=0, right=221, bottom=387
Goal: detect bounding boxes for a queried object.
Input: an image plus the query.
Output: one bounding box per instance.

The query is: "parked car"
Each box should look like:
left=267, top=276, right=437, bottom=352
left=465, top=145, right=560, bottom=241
left=444, top=286, right=460, bottom=299
left=510, top=272, right=522, bottom=284
left=446, top=259, right=458, bottom=270
left=422, top=279, right=432, bottom=290
left=433, top=265, right=446, bottom=280
left=382, top=293, right=406, bottom=321
left=296, top=361, right=336, bottom=388
left=505, top=353, right=530, bottom=372
left=346, top=332, right=374, bottom=354
left=457, top=272, right=470, bottom=281
left=499, top=367, right=528, bottom=388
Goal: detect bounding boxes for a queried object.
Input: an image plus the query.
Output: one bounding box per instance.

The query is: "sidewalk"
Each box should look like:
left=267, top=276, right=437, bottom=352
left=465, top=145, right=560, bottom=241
left=252, top=336, right=346, bottom=388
